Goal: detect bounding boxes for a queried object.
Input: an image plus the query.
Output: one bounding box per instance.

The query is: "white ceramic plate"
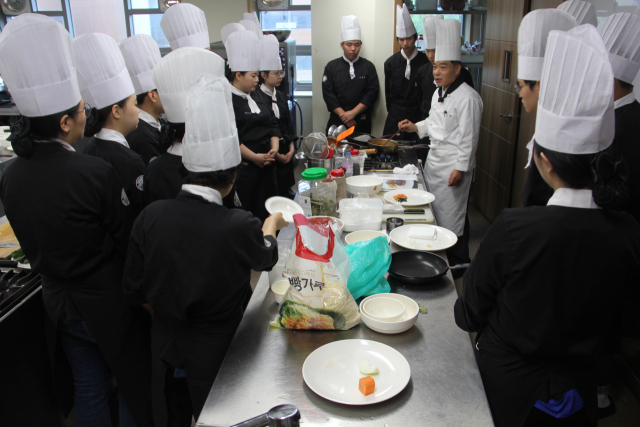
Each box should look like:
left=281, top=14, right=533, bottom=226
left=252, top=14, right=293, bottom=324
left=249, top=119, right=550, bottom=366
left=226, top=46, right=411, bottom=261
left=389, top=224, right=458, bottom=252
left=384, top=189, right=435, bottom=206
left=302, top=339, right=411, bottom=405
left=265, top=197, right=304, bottom=222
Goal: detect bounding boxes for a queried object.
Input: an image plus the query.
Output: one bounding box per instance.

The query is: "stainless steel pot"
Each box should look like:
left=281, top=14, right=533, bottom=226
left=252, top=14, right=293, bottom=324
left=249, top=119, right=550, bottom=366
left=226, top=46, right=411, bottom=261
left=306, top=158, right=335, bottom=171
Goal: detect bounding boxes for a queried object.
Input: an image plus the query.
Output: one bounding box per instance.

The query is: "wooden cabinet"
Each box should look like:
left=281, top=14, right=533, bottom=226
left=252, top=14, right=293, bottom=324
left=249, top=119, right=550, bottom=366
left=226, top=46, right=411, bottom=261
left=480, top=84, right=520, bottom=142
left=485, top=0, right=528, bottom=43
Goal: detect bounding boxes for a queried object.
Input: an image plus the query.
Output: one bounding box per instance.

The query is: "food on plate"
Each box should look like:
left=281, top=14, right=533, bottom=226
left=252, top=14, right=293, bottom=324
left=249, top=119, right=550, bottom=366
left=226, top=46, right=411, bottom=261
left=403, top=239, right=433, bottom=250
left=358, top=376, right=375, bottom=396
left=358, top=358, right=379, bottom=375
left=278, top=300, right=345, bottom=330
left=393, top=194, right=408, bottom=203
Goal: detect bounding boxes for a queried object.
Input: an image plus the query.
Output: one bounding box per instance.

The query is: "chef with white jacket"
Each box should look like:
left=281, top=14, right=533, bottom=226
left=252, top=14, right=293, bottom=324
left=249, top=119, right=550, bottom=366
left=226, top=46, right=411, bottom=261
left=399, top=19, right=483, bottom=270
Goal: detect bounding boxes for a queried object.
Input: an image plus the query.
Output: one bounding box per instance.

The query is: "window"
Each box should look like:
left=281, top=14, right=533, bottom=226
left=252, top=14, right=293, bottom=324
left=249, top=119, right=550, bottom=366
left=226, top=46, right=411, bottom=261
left=5, top=0, right=168, bottom=47
left=410, top=14, right=464, bottom=38
left=260, top=1, right=312, bottom=89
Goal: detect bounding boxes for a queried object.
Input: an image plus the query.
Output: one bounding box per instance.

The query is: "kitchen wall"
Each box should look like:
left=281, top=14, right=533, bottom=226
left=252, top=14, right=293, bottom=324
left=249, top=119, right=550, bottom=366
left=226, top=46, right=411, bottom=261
left=183, top=0, right=249, bottom=43
left=311, top=0, right=396, bottom=137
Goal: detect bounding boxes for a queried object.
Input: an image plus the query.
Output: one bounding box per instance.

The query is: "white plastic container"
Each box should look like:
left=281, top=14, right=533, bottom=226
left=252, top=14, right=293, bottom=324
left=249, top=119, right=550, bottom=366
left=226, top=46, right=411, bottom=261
left=338, top=198, right=383, bottom=232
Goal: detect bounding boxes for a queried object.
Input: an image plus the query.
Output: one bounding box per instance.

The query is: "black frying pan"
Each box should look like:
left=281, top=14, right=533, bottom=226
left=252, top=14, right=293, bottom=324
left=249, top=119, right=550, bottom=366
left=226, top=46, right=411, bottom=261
left=388, top=251, right=470, bottom=285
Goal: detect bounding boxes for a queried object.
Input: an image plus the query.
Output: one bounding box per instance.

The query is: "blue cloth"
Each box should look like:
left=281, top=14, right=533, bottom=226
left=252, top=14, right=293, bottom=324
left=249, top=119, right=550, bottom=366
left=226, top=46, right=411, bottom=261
left=58, top=320, right=139, bottom=427
left=534, top=389, right=584, bottom=419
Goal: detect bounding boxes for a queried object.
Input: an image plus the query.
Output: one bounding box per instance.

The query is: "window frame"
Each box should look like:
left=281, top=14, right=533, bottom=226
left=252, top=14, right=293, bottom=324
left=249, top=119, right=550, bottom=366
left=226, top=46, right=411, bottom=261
left=29, top=0, right=74, bottom=35
left=257, top=0, right=312, bottom=91
left=123, top=0, right=171, bottom=52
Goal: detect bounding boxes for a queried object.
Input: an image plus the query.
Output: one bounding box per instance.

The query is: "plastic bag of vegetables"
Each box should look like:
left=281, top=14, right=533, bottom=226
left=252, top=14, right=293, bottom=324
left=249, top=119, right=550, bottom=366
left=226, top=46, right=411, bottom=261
left=274, top=214, right=360, bottom=330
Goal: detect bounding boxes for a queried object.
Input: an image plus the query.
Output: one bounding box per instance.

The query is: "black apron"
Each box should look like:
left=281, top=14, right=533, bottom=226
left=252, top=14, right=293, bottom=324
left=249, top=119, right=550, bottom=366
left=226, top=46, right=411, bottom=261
left=232, top=93, right=282, bottom=222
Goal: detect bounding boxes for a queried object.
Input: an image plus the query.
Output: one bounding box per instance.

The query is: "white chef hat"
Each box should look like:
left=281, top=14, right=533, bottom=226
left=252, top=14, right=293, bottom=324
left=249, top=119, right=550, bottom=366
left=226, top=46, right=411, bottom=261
left=600, top=12, right=640, bottom=85
left=557, top=0, right=598, bottom=27
left=240, top=19, right=263, bottom=40
left=161, top=3, right=210, bottom=50
left=226, top=30, right=261, bottom=72
left=183, top=73, right=241, bottom=172
left=119, top=34, right=162, bottom=95
left=341, top=15, right=361, bottom=42
left=423, top=15, right=443, bottom=50
left=396, top=4, right=417, bottom=39
left=534, top=24, right=614, bottom=155
left=243, top=12, right=260, bottom=27
left=435, top=19, right=461, bottom=62
left=518, top=9, right=578, bottom=81
left=260, top=35, right=282, bottom=71
left=0, top=14, right=80, bottom=118
left=152, top=47, right=226, bottom=123
left=74, top=33, right=135, bottom=110
left=221, top=23, right=244, bottom=46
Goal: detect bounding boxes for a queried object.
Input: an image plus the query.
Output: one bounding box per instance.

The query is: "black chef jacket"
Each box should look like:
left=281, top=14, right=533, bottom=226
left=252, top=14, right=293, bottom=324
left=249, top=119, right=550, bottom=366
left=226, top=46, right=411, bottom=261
left=605, top=99, right=640, bottom=222
left=123, top=189, right=278, bottom=418
left=144, top=151, right=184, bottom=206
left=84, top=137, right=147, bottom=215
left=0, top=141, right=152, bottom=426
left=126, top=119, right=163, bottom=165
left=383, top=50, right=429, bottom=137
left=254, top=87, right=297, bottom=197
left=415, top=63, right=475, bottom=120
left=232, top=92, right=281, bottom=221
left=454, top=205, right=640, bottom=427
left=321, top=56, right=379, bottom=134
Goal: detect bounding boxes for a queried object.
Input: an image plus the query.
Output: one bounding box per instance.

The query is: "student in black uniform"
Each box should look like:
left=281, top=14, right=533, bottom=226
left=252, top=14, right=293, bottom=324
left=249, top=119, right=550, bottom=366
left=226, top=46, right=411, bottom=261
left=383, top=4, right=429, bottom=140
left=255, top=35, right=299, bottom=199
left=74, top=33, right=146, bottom=216
left=120, top=34, right=165, bottom=165
left=0, top=15, right=152, bottom=427
left=321, top=15, right=379, bottom=134
left=454, top=26, right=640, bottom=427
left=123, top=73, right=287, bottom=420
left=145, top=46, right=231, bottom=207
left=226, top=29, right=281, bottom=221
left=516, top=9, right=578, bottom=207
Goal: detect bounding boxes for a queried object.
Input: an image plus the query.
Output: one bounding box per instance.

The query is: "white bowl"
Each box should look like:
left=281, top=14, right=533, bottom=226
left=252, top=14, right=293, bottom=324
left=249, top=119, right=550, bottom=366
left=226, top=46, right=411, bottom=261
left=308, top=216, right=345, bottom=237
left=359, top=294, right=419, bottom=334
left=346, top=175, right=384, bottom=196
left=270, top=279, right=289, bottom=304
left=362, top=297, right=405, bottom=322
left=344, top=230, right=390, bottom=245
left=265, top=197, right=304, bottom=223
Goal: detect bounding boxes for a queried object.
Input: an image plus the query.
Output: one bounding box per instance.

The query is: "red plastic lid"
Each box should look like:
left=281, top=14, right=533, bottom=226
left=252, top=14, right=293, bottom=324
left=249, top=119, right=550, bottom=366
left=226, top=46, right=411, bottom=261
left=350, top=148, right=359, bottom=155
left=330, top=168, right=345, bottom=177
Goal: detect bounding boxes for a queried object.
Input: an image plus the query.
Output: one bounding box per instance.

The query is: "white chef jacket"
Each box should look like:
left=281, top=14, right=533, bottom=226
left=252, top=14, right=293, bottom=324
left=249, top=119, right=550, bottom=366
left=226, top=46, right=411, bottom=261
left=415, top=82, right=483, bottom=236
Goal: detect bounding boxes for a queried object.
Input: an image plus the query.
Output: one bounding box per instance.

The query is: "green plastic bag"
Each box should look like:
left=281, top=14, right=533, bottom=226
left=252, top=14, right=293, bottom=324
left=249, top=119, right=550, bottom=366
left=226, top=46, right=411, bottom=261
left=344, top=236, right=391, bottom=299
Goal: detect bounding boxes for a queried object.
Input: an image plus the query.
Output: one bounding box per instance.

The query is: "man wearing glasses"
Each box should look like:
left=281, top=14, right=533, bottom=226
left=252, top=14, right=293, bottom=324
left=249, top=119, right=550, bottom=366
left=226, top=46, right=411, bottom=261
left=321, top=15, right=379, bottom=134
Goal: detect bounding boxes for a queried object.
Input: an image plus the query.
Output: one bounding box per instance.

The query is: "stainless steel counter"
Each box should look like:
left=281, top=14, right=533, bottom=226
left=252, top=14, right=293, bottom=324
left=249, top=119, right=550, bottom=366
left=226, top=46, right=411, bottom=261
left=197, top=167, right=493, bottom=427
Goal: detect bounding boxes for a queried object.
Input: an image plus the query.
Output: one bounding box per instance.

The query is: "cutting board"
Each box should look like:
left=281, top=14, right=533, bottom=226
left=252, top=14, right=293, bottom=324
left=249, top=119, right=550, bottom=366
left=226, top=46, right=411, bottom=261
left=372, top=193, right=435, bottom=224
left=0, top=221, right=20, bottom=259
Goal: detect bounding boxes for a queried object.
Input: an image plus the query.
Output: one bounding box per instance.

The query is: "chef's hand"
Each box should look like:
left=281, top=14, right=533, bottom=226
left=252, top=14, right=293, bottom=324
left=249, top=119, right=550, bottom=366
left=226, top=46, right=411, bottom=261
left=252, top=153, right=271, bottom=168
left=340, top=110, right=356, bottom=123
left=263, top=212, right=289, bottom=238
left=448, top=169, right=464, bottom=186
left=346, top=119, right=357, bottom=128
left=284, top=149, right=294, bottom=164
left=267, top=148, right=278, bottom=159
left=399, top=119, right=418, bottom=134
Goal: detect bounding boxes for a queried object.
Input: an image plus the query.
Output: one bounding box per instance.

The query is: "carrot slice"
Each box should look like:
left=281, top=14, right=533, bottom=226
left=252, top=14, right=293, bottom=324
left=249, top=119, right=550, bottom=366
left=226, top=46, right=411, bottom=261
left=358, top=376, right=375, bottom=396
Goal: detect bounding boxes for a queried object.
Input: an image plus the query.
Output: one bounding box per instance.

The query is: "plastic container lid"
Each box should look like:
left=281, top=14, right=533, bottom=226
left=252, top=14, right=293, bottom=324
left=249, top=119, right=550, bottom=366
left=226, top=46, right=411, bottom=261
left=344, top=152, right=352, bottom=158
left=350, top=148, right=359, bottom=155
left=330, top=168, right=345, bottom=177
left=301, top=167, right=328, bottom=181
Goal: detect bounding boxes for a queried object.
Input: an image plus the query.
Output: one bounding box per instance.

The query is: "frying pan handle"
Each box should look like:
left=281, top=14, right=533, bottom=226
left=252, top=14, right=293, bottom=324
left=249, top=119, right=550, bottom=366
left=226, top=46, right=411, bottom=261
left=450, top=263, right=470, bottom=270
left=0, top=260, right=19, bottom=268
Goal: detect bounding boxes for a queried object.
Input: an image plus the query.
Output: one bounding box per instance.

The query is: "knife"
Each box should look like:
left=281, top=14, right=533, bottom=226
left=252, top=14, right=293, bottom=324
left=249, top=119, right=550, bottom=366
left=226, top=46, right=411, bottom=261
left=0, top=242, right=19, bottom=248
left=383, top=209, right=425, bottom=214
